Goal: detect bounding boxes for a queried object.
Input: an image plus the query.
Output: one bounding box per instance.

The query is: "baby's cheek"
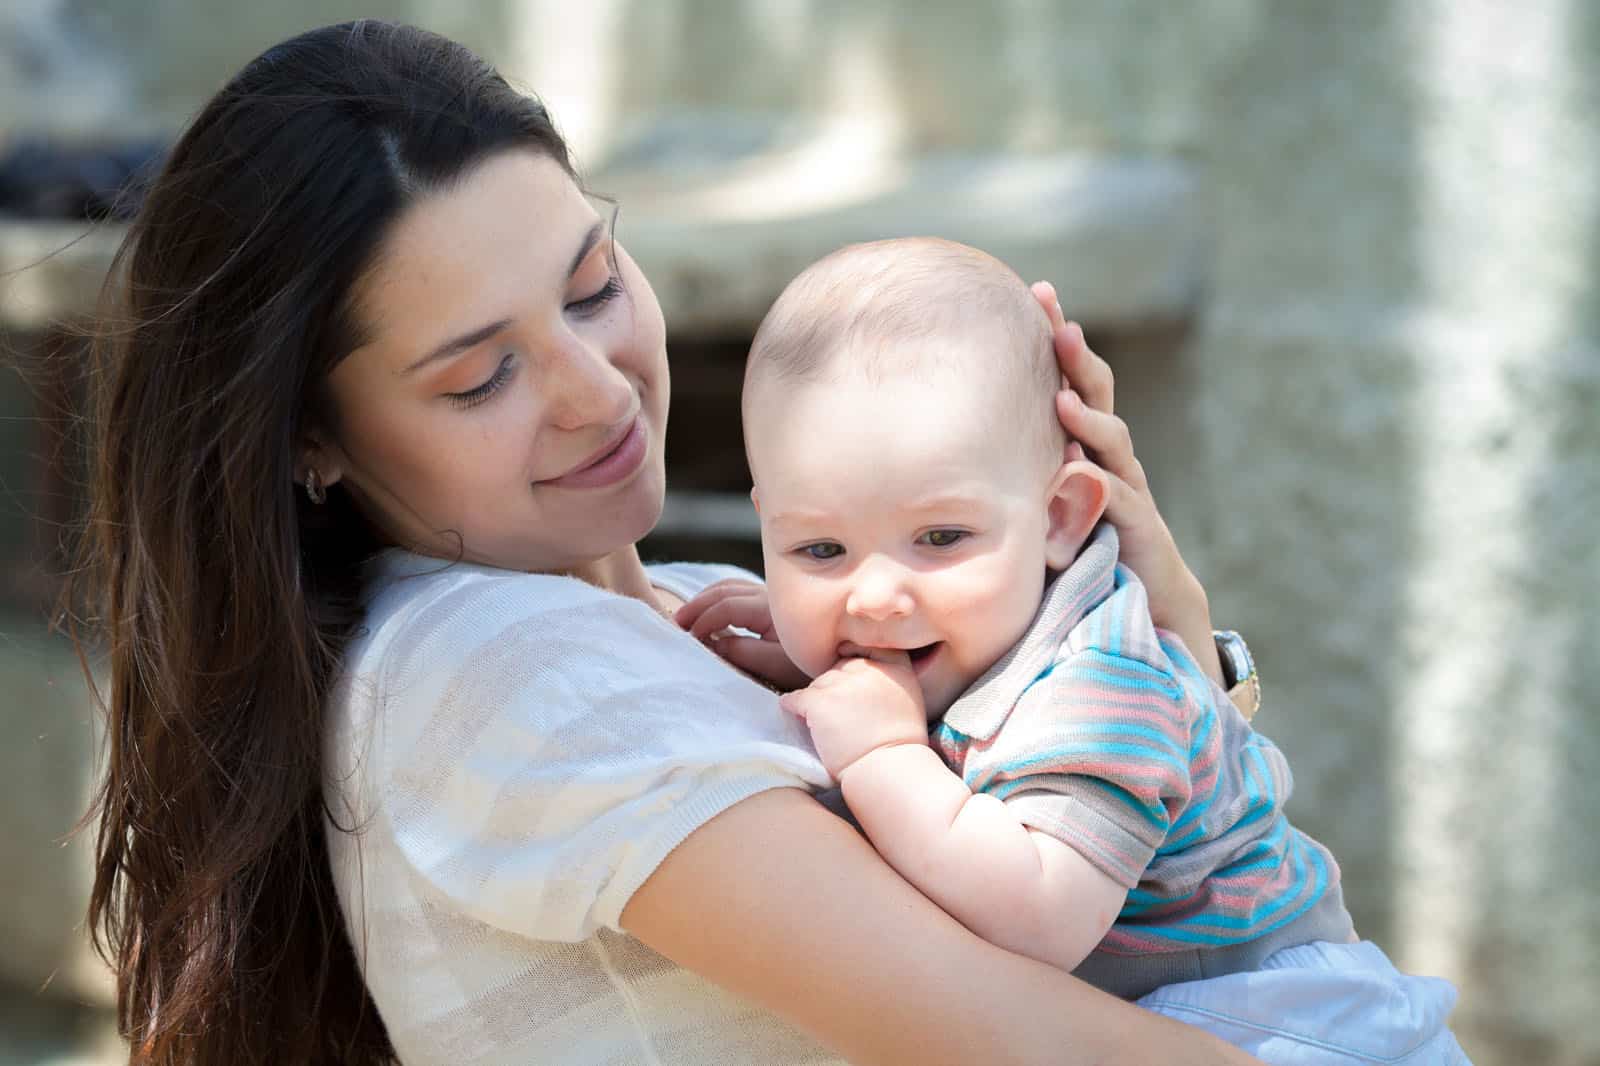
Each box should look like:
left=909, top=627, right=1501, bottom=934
left=948, top=579, right=1036, bottom=662
left=766, top=587, right=831, bottom=679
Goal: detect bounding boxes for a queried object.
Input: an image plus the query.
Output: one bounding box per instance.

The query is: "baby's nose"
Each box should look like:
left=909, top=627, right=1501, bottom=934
left=845, top=565, right=914, bottom=621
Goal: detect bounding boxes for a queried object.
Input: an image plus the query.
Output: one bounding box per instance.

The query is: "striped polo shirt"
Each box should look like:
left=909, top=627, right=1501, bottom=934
left=933, top=524, right=1354, bottom=997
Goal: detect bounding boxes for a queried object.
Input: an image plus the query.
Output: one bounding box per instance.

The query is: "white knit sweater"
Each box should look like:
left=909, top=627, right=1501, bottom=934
left=323, top=552, right=839, bottom=1065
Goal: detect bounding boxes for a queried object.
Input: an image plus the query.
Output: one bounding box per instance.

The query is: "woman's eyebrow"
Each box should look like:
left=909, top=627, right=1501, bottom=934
left=567, top=219, right=606, bottom=278
left=402, top=318, right=514, bottom=375
left=400, top=221, right=607, bottom=375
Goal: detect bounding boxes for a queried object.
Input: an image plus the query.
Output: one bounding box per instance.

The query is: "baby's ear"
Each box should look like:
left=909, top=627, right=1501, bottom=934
left=1044, top=460, right=1110, bottom=570
left=749, top=486, right=761, bottom=515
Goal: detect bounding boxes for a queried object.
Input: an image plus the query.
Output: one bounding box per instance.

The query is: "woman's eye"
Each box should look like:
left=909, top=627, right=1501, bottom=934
left=446, top=354, right=516, bottom=409
left=920, top=529, right=967, bottom=548
left=799, top=542, right=844, bottom=561
left=566, top=276, right=623, bottom=317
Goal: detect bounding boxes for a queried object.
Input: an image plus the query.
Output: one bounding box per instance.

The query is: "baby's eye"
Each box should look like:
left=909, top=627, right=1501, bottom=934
left=920, top=529, right=967, bottom=549
left=799, top=542, right=844, bottom=561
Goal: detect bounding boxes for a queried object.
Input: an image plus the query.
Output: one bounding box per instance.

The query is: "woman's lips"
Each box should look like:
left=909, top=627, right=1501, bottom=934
left=540, top=417, right=647, bottom=489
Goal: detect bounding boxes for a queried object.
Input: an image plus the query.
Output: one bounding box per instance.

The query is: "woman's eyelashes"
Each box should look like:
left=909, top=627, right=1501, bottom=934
left=566, top=275, right=623, bottom=317
left=446, top=353, right=517, bottom=409
left=441, top=273, right=620, bottom=410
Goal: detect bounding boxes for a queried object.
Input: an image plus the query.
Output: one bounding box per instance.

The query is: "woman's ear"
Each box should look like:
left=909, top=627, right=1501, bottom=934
left=749, top=487, right=761, bottom=515
left=297, top=430, right=347, bottom=493
left=1044, top=460, right=1110, bottom=570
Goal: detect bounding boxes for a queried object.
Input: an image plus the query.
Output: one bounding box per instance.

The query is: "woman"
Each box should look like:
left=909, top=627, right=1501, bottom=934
left=75, top=21, right=1260, bottom=1066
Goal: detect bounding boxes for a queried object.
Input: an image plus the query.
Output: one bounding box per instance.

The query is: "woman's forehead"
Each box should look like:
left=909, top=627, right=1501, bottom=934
left=351, top=151, right=598, bottom=364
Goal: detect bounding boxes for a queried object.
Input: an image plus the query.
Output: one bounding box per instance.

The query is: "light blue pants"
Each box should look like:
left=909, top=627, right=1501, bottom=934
left=1138, top=940, right=1472, bottom=1065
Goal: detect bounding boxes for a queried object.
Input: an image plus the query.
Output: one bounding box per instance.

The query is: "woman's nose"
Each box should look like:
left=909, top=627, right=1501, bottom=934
left=845, top=560, right=915, bottom=622
left=544, top=336, right=633, bottom=430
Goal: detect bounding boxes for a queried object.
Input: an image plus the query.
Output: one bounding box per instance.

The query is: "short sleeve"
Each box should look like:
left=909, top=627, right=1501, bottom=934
left=954, top=648, right=1201, bottom=888
left=369, top=571, right=830, bottom=942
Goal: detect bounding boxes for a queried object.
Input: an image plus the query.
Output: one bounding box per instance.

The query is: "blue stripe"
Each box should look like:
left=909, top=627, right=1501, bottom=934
left=1069, top=668, right=1184, bottom=700
left=987, top=774, right=1168, bottom=835
left=1186, top=695, right=1215, bottom=761
left=1035, top=721, right=1187, bottom=757
left=1157, top=821, right=1208, bottom=855
left=994, top=740, right=1188, bottom=780
left=1074, top=648, right=1181, bottom=682
left=1077, top=776, right=1168, bottom=832
left=1174, top=833, right=1329, bottom=947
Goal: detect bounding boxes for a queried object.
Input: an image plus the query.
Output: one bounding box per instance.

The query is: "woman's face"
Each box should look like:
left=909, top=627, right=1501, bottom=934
left=318, top=150, right=670, bottom=575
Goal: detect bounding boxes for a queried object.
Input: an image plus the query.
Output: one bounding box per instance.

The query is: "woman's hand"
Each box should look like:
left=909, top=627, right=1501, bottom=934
left=676, top=579, right=813, bottom=691
left=1032, top=282, right=1224, bottom=686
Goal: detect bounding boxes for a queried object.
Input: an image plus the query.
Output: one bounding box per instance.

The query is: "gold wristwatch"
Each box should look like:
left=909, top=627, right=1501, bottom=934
left=1214, top=629, right=1260, bottom=721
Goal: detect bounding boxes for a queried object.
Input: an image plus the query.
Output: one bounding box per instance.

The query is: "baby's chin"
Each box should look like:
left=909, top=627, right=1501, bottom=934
left=919, top=677, right=969, bottom=721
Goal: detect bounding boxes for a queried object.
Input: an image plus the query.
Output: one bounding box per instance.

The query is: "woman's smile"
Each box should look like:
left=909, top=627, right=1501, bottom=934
left=539, top=414, right=648, bottom=490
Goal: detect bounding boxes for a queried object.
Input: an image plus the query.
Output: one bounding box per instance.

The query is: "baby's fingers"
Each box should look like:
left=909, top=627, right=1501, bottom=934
left=777, top=690, right=809, bottom=720
left=834, top=641, right=912, bottom=669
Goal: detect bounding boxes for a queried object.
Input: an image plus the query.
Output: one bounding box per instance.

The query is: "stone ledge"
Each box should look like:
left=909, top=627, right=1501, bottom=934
left=603, top=150, right=1204, bottom=336
left=1, top=151, right=1202, bottom=336
left=0, top=218, right=123, bottom=332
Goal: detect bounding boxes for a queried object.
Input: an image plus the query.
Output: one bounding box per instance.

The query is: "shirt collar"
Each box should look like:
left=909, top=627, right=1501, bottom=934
left=940, top=522, right=1121, bottom=741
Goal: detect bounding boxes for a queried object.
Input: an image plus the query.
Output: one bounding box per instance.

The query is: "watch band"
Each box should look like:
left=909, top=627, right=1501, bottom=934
left=1214, top=629, right=1260, bottom=722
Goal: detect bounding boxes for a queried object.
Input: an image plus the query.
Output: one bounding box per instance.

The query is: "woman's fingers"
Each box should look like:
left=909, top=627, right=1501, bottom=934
left=1033, top=280, right=1115, bottom=417
left=1052, top=317, right=1114, bottom=415
left=684, top=591, right=775, bottom=643
left=675, top=579, right=761, bottom=632
left=1032, top=281, right=1068, bottom=332
left=1055, top=389, right=1147, bottom=491
left=716, top=636, right=813, bottom=692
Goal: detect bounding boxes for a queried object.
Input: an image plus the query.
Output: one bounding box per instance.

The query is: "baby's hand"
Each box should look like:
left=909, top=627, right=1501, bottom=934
left=780, top=650, right=928, bottom=779
left=675, top=579, right=812, bottom=691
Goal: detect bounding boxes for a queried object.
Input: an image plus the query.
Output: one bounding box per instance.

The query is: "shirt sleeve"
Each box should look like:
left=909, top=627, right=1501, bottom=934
left=955, top=647, right=1205, bottom=889
left=370, top=571, right=830, bottom=942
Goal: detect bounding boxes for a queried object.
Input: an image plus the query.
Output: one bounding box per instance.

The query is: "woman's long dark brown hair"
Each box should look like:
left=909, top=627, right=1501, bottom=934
left=66, top=22, right=573, bottom=1064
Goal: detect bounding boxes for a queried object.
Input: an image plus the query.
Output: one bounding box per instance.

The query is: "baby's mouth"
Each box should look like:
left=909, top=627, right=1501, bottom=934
left=907, top=642, right=943, bottom=674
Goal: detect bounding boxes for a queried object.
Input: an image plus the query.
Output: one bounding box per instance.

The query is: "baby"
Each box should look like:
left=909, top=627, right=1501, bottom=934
left=679, top=238, right=1470, bottom=1063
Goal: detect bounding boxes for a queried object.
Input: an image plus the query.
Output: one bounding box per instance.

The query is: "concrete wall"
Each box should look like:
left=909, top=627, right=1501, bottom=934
left=3, top=2, right=1595, bottom=1062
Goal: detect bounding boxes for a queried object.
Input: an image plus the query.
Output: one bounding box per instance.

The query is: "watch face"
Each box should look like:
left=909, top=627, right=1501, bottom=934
left=1215, top=630, right=1254, bottom=689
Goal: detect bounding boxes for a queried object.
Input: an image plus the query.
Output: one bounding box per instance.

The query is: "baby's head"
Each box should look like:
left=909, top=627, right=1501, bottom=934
left=744, top=238, right=1109, bottom=716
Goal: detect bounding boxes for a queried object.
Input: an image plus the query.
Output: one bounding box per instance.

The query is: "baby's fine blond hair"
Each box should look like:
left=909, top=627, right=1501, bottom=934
left=743, top=237, right=1062, bottom=467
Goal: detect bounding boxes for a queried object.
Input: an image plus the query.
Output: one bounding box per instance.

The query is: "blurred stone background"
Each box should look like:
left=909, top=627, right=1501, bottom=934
left=2, top=2, right=1595, bottom=1063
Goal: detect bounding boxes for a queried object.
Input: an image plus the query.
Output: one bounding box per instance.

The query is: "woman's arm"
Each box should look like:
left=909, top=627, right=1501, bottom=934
left=781, top=652, right=1126, bottom=976
left=623, top=787, right=1265, bottom=1066
left=841, top=743, right=1127, bottom=973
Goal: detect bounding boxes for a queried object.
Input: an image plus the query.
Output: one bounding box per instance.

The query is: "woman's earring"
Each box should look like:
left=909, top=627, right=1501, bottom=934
left=304, top=468, right=327, bottom=505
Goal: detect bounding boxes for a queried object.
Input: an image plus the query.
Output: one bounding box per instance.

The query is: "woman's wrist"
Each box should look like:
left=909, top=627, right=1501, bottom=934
left=1161, top=570, right=1225, bottom=689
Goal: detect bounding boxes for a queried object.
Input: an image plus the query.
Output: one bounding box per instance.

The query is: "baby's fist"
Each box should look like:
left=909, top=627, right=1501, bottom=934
left=780, top=653, right=928, bottom=778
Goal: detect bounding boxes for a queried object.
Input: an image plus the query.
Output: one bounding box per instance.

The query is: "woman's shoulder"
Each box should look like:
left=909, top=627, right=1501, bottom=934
left=324, top=553, right=827, bottom=946
left=341, top=551, right=781, bottom=721
left=350, top=551, right=652, bottom=671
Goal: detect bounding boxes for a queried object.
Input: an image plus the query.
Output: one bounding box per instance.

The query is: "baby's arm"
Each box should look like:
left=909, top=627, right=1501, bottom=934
left=782, top=657, right=1128, bottom=973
